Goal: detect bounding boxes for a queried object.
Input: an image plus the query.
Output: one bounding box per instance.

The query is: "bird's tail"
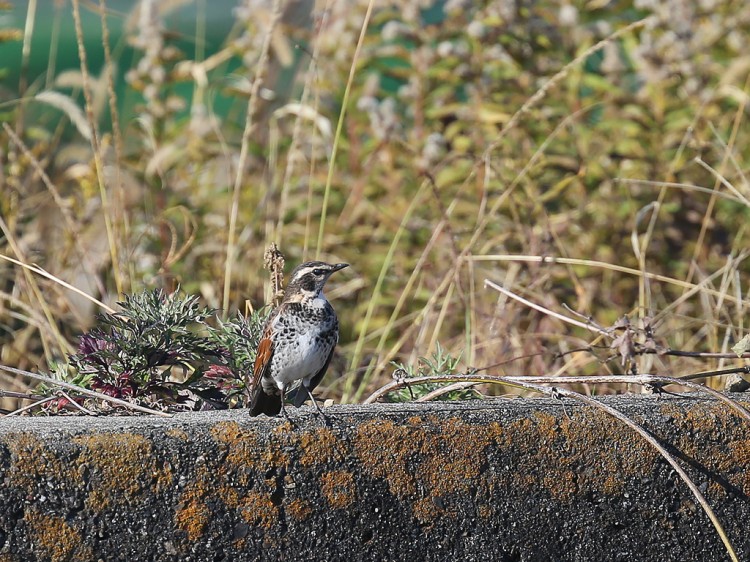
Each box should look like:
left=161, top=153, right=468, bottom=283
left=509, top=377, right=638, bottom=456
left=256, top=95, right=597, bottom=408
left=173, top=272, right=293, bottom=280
left=249, top=387, right=282, bottom=416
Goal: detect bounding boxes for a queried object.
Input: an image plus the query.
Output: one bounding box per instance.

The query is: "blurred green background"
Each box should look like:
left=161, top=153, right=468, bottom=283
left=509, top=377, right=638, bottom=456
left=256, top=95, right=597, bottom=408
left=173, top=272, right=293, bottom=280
left=2, top=0, right=750, bottom=405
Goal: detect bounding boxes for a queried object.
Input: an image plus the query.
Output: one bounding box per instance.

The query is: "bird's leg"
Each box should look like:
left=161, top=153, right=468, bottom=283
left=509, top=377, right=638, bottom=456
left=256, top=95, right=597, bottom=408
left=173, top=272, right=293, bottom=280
left=305, top=385, right=330, bottom=425
left=279, top=385, right=293, bottom=424
left=306, top=386, right=325, bottom=416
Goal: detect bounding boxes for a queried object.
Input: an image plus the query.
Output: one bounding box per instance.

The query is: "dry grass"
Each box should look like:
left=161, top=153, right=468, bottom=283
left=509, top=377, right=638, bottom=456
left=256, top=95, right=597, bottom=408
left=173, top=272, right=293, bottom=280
left=2, top=0, right=750, bottom=409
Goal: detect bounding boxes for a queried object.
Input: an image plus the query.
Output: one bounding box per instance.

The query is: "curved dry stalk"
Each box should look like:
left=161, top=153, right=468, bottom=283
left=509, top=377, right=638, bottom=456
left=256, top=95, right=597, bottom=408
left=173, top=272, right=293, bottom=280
left=482, top=16, right=656, bottom=159
left=16, top=0, right=37, bottom=127
left=57, top=390, right=97, bottom=415
left=0, top=365, right=172, bottom=418
left=71, top=0, right=123, bottom=295
left=364, top=372, right=741, bottom=561
left=513, top=381, right=738, bottom=562
left=415, top=381, right=479, bottom=402
left=316, top=0, right=376, bottom=258
left=2, top=122, right=107, bottom=297
left=344, top=181, right=429, bottom=402
left=4, top=396, right=59, bottom=417
left=366, top=371, right=750, bottom=423
left=222, top=0, right=284, bottom=314
left=694, top=157, right=750, bottom=208
left=501, top=374, right=750, bottom=424
left=0, top=254, right=114, bottom=314
left=275, top=4, right=331, bottom=249
left=345, top=207, right=460, bottom=399
left=456, top=20, right=657, bottom=275
left=616, top=178, right=746, bottom=204
left=479, top=256, right=750, bottom=307
left=0, top=218, right=72, bottom=360
left=98, top=0, right=130, bottom=289
left=484, top=279, right=607, bottom=335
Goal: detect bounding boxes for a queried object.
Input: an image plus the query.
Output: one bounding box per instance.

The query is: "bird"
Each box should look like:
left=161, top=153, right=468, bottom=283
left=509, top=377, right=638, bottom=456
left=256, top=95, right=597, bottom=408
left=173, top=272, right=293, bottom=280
left=249, top=260, right=349, bottom=419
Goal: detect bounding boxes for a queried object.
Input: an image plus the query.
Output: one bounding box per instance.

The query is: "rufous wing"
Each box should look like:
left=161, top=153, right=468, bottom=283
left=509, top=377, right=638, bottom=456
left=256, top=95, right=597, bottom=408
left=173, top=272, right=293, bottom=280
left=249, top=322, right=281, bottom=416
left=251, top=328, right=274, bottom=392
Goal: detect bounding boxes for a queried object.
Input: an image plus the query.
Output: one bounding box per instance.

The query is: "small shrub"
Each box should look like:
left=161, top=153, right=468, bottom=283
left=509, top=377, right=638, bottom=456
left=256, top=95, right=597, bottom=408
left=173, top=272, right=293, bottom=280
left=60, top=289, right=265, bottom=410
left=389, top=343, right=477, bottom=402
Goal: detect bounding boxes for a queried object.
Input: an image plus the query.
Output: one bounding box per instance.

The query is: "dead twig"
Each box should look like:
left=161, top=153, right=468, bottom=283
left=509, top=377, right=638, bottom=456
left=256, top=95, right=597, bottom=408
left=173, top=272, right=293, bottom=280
left=505, top=379, right=739, bottom=562
left=364, top=373, right=750, bottom=423
left=502, top=374, right=750, bottom=424
left=487, top=279, right=750, bottom=365
left=415, top=381, right=479, bottom=402
left=365, top=372, right=743, bottom=561
left=484, top=279, right=609, bottom=336
left=5, top=396, right=60, bottom=416
left=0, top=365, right=173, bottom=417
left=0, top=389, right=40, bottom=401
left=679, top=365, right=750, bottom=381
left=57, top=390, right=97, bottom=415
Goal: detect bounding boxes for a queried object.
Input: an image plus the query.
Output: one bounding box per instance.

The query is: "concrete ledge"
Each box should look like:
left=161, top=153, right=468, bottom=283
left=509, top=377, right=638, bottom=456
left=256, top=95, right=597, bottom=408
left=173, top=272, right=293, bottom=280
left=0, top=394, right=748, bottom=561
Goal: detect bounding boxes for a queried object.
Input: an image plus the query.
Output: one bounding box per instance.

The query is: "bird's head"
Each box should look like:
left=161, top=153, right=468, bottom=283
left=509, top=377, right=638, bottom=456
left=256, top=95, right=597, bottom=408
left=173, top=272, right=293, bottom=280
left=283, top=261, right=349, bottom=301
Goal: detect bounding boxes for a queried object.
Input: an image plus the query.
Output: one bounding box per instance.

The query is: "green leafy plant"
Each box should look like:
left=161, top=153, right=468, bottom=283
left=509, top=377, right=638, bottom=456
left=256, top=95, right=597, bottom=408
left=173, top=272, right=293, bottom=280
left=206, top=310, right=269, bottom=402
left=388, top=343, right=477, bottom=402
left=62, top=289, right=264, bottom=410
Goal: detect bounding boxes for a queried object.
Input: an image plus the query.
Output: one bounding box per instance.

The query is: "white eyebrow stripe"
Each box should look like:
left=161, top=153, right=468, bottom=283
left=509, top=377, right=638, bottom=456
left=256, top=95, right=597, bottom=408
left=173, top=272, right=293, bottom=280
left=291, top=266, right=317, bottom=282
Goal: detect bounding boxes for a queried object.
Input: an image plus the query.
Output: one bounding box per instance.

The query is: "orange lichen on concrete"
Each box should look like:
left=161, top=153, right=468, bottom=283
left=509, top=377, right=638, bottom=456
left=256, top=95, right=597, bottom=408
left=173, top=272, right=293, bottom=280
left=24, top=509, right=92, bottom=562
left=286, top=498, right=313, bottom=521
left=356, top=406, right=668, bottom=523
left=218, top=483, right=241, bottom=509
left=5, top=433, right=78, bottom=491
left=211, top=421, right=261, bottom=486
left=73, top=432, right=173, bottom=511
left=209, top=422, right=294, bottom=536
left=477, top=503, right=493, bottom=519
left=660, top=401, right=750, bottom=497
left=299, top=427, right=348, bottom=467
left=211, top=421, right=254, bottom=451
left=174, top=464, right=213, bottom=542
left=412, top=496, right=443, bottom=525
left=355, top=419, right=423, bottom=499
left=727, top=439, right=750, bottom=496
left=219, top=479, right=280, bottom=532
left=496, top=408, right=658, bottom=500
left=320, top=470, right=356, bottom=509
left=165, top=427, right=189, bottom=441
left=211, top=420, right=289, bottom=477
left=356, top=418, right=502, bottom=494
left=419, top=416, right=495, bottom=495
left=535, top=410, right=656, bottom=496
left=237, top=491, right=279, bottom=530
left=355, top=416, right=501, bottom=523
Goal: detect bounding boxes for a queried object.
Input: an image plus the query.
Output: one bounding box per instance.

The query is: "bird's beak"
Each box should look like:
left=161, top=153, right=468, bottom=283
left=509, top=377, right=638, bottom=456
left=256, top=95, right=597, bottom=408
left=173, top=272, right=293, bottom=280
left=331, top=263, right=349, bottom=273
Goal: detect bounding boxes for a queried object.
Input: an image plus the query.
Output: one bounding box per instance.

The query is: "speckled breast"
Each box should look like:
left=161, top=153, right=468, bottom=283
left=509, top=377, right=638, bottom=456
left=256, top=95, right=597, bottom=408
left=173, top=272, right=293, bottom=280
left=269, top=301, right=339, bottom=387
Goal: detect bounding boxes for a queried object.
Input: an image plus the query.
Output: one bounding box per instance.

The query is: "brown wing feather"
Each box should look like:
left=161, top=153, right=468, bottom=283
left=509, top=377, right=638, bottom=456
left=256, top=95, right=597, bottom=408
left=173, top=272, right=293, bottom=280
left=249, top=314, right=282, bottom=416
left=251, top=329, right=274, bottom=392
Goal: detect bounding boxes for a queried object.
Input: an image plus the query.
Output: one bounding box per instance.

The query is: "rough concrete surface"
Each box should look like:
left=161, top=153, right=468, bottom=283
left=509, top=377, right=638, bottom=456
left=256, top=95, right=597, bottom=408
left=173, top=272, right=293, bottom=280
left=0, top=394, right=748, bottom=561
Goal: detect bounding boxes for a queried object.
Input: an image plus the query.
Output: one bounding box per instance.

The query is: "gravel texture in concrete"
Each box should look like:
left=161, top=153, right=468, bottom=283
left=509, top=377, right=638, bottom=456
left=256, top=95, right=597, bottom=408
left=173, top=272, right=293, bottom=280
left=0, top=394, right=748, bottom=561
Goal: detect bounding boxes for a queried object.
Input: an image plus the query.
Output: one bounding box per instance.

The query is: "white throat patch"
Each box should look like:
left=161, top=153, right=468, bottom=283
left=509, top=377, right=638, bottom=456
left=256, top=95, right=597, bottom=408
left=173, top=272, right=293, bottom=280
left=312, top=293, right=328, bottom=308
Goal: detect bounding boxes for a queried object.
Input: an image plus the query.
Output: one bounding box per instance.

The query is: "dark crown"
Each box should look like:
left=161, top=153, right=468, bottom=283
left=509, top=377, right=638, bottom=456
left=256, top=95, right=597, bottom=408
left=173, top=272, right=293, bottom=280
left=283, top=261, right=349, bottom=298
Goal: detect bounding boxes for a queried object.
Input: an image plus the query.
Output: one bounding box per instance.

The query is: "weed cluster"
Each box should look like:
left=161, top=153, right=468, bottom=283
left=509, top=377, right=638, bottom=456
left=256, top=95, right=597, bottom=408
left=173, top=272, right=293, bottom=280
left=43, top=289, right=265, bottom=411
left=1, top=1, right=750, bottom=408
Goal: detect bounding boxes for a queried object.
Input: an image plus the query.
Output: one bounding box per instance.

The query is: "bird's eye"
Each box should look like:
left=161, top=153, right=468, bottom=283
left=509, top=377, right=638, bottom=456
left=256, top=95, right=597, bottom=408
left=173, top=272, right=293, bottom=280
left=313, top=268, right=324, bottom=275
